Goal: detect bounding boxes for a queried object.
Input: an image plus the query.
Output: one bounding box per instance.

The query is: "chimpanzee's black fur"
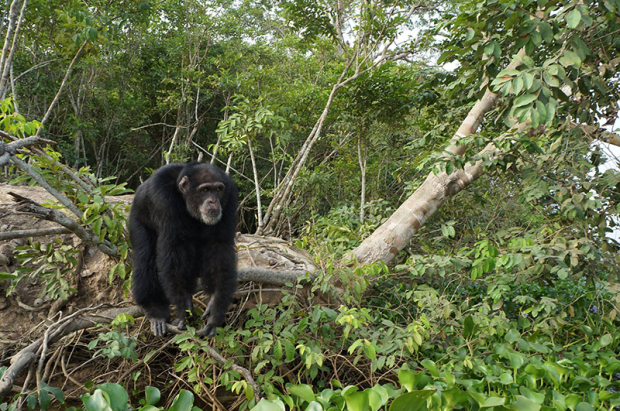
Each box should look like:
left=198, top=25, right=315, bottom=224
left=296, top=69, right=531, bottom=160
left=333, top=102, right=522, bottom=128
left=129, top=162, right=238, bottom=337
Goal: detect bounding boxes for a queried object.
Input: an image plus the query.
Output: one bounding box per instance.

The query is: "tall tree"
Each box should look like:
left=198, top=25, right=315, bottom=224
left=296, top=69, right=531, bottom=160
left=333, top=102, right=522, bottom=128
left=350, top=0, right=620, bottom=265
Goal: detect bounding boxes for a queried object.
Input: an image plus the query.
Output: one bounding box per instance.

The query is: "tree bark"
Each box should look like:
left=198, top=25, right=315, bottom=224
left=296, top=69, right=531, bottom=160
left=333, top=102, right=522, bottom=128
left=247, top=137, right=263, bottom=230
left=349, top=50, right=528, bottom=265
left=0, top=0, right=25, bottom=99
left=350, top=123, right=529, bottom=265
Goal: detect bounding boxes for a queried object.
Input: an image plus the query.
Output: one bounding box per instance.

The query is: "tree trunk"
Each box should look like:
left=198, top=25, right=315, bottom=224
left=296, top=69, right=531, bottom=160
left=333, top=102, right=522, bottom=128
left=0, top=0, right=26, bottom=100
left=358, top=131, right=367, bottom=223
left=247, top=137, right=263, bottom=230
left=349, top=51, right=527, bottom=265
left=351, top=123, right=530, bottom=265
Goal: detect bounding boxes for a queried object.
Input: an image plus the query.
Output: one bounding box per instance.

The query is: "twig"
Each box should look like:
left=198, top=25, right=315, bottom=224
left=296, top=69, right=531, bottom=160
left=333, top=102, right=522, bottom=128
left=1, top=131, right=96, bottom=193
left=36, top=41, right=87, bottom=130
left=61, top=351, right=87, bottom=392
left=8, top=192, right=118, bottom=256
left=205, top=343, right=261, bottom=403
left=0, top=227, right=72, bottom=241
left=164, top=325, right=261, bottom=403
left=116, top=338, right=175, bottom=383
left=10, top=157, right=83, bottom=218
left=0, top=305, right=143, bottom=397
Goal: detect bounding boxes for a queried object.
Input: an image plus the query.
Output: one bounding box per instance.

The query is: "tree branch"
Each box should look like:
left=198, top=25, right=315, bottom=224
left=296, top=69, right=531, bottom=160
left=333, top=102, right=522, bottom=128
left=0, top=227, right=72, bottom=241
left=8, top=192, right=118, bottom=256
left=0, top=305, right=143, bottom=397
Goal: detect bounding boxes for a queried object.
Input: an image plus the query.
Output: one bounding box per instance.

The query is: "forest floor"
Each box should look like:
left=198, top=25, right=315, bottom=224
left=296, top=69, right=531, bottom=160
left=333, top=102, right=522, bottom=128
left=0, top=183, right=315, bottom=406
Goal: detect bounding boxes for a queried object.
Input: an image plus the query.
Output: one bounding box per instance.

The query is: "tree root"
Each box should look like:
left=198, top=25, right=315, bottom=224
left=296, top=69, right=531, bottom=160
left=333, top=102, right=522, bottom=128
left=238, top=267, right=314, bottom=285
left=0, top=304, right=142, bottom=397
left=1, top=304, right=262, bottom=403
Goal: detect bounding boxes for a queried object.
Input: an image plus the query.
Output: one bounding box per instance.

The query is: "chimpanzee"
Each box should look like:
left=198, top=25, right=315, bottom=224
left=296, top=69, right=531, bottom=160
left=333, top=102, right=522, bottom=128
left=129, top=162, right=238, bottom=337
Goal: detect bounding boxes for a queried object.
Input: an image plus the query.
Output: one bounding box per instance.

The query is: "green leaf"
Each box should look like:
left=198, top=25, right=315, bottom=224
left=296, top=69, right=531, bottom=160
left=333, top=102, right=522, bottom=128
left=520, top=387, right=545, bottom=404
left=421, top=359, right=439, bottom=378
left=482, top=396, right=505, bottom=408
left=145, top=387, right=160, bottom=406
left=566, top=9, right=582, bottom=29
left=523, top=72, right=534, bottom=90
left=559, top=50, right=581, bottom=67
left=463, top=315, right=475, bottom=340
left=398, top=369, right=415, bottom=392
left=39, top=388, right=51, bottom=410
left=27, top=394, right=37, bottom=410
left=546, top=101, right=557, bottom=124
left=513, top=77, right=524, bottom=94
left=169, top=390, right=194, bottom=411
left=284, top=340, right=296, bottom=362
left=600, top=334, right=613, bottom=347
left=97, top=383, right=128, bottom=411
left=575, top=402, right=594, bottom=411
left=306, top=401, right=323, bottom=411
left=251, top=399, right=286, bottom=411
left=288, top=384, right=316, bottom=403
left=538, top=21, right=553, bottom=42
left=505, top=329, right=520, bottom=342
left=510, top=396, right=541, bottom=411
left=363, top=343, right=376, bottom=360
left=543, top=70, right=559, bottom=88
left=500, top=373, right=514, bottom=384
left=466, top=28, right=475, bottom=41
left=345, top=391, right=369, bottom=411
left=82, top=390, right=112, bottom=411
left=514, top=94, right=537, bottom=108
left=509, top=352, right=525, bottom=369
left=389, top=390, right=435, bottom=411
left=0, top=268, right=17, bottom=280
left=274, top=340, right=283, bottom=360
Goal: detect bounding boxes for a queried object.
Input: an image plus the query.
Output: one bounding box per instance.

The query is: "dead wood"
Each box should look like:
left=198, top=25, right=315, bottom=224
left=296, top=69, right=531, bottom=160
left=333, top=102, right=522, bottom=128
left=7, top=192, right=117, bottom=255
left=0, top=304, right=261, bottom=403
left=0, top=227, right=72, bottom=241
left=0, top=304, right=142, bottom=397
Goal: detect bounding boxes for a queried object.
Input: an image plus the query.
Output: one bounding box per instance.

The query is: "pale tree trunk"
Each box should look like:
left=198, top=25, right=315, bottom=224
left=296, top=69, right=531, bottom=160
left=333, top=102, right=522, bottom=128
left=165, top=126, right=182, bottom=165
left=0, top=0, right=27, bottom=100
left=349, top=51, right=526, bottom=265
left=34, top=41, right=88, bottom=134
left=258, top=4, right=420, bottom=236
left=225, top=153, right=233, bottom=174
left=358, top=131, right=367, bottom=223
left=351, top=123, right=530, bottom=265
left=247, top=137, right=263, bottom=230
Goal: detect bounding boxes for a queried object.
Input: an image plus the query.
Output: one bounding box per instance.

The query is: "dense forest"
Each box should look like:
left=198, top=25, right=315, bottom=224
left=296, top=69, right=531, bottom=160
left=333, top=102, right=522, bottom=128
left=1, top=0, right=620, bottom=410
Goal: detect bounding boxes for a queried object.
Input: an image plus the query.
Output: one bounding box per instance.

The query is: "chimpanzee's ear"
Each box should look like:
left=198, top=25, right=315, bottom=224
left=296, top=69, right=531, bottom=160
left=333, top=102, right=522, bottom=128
left=178, top=176, right=190, bottom=194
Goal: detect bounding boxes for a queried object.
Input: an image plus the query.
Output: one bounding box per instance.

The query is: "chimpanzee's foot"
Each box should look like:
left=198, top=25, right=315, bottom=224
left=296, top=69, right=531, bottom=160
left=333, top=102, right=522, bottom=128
left=150, top=318, right=168, bottom=336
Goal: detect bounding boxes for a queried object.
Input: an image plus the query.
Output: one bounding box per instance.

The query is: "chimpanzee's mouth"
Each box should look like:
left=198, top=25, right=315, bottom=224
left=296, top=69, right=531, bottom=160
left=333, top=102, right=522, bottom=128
left=201, top=211, right=222, bottom=225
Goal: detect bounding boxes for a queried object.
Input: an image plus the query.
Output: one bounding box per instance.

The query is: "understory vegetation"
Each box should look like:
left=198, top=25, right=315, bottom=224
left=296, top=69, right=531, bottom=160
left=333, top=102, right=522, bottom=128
left=1, top=0, right=620, bottom=410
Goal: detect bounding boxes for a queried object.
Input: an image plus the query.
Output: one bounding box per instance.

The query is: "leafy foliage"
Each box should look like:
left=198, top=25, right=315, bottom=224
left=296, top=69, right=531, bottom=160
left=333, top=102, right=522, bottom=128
left=1, top=0, right=619, bottom=409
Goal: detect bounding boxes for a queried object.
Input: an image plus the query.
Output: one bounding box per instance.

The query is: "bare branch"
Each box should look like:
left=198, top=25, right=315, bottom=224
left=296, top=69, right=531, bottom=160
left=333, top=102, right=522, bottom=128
left=0, top=305, right=143, bottom=397
left=8, top=192, right=118, bottom=256
left=0, top=227, right=71, bottom=241
left=10, top=157, right=83, bottom=218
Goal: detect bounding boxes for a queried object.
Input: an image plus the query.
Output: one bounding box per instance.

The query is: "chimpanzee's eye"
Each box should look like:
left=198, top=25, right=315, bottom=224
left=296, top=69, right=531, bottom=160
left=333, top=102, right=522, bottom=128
left=202, top=187, right=209, bottom=193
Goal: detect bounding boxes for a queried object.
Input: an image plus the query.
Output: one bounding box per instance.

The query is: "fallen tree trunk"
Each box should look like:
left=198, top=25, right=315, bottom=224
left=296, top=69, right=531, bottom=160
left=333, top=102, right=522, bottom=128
left=350, top=123, right=530, bottom=265
left=348, top=50, right=527, bottom=266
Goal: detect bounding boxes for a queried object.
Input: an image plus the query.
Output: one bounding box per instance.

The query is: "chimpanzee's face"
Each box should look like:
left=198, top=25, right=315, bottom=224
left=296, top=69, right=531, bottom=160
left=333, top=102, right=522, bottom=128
left=178, top=171, right=226, bottom=225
